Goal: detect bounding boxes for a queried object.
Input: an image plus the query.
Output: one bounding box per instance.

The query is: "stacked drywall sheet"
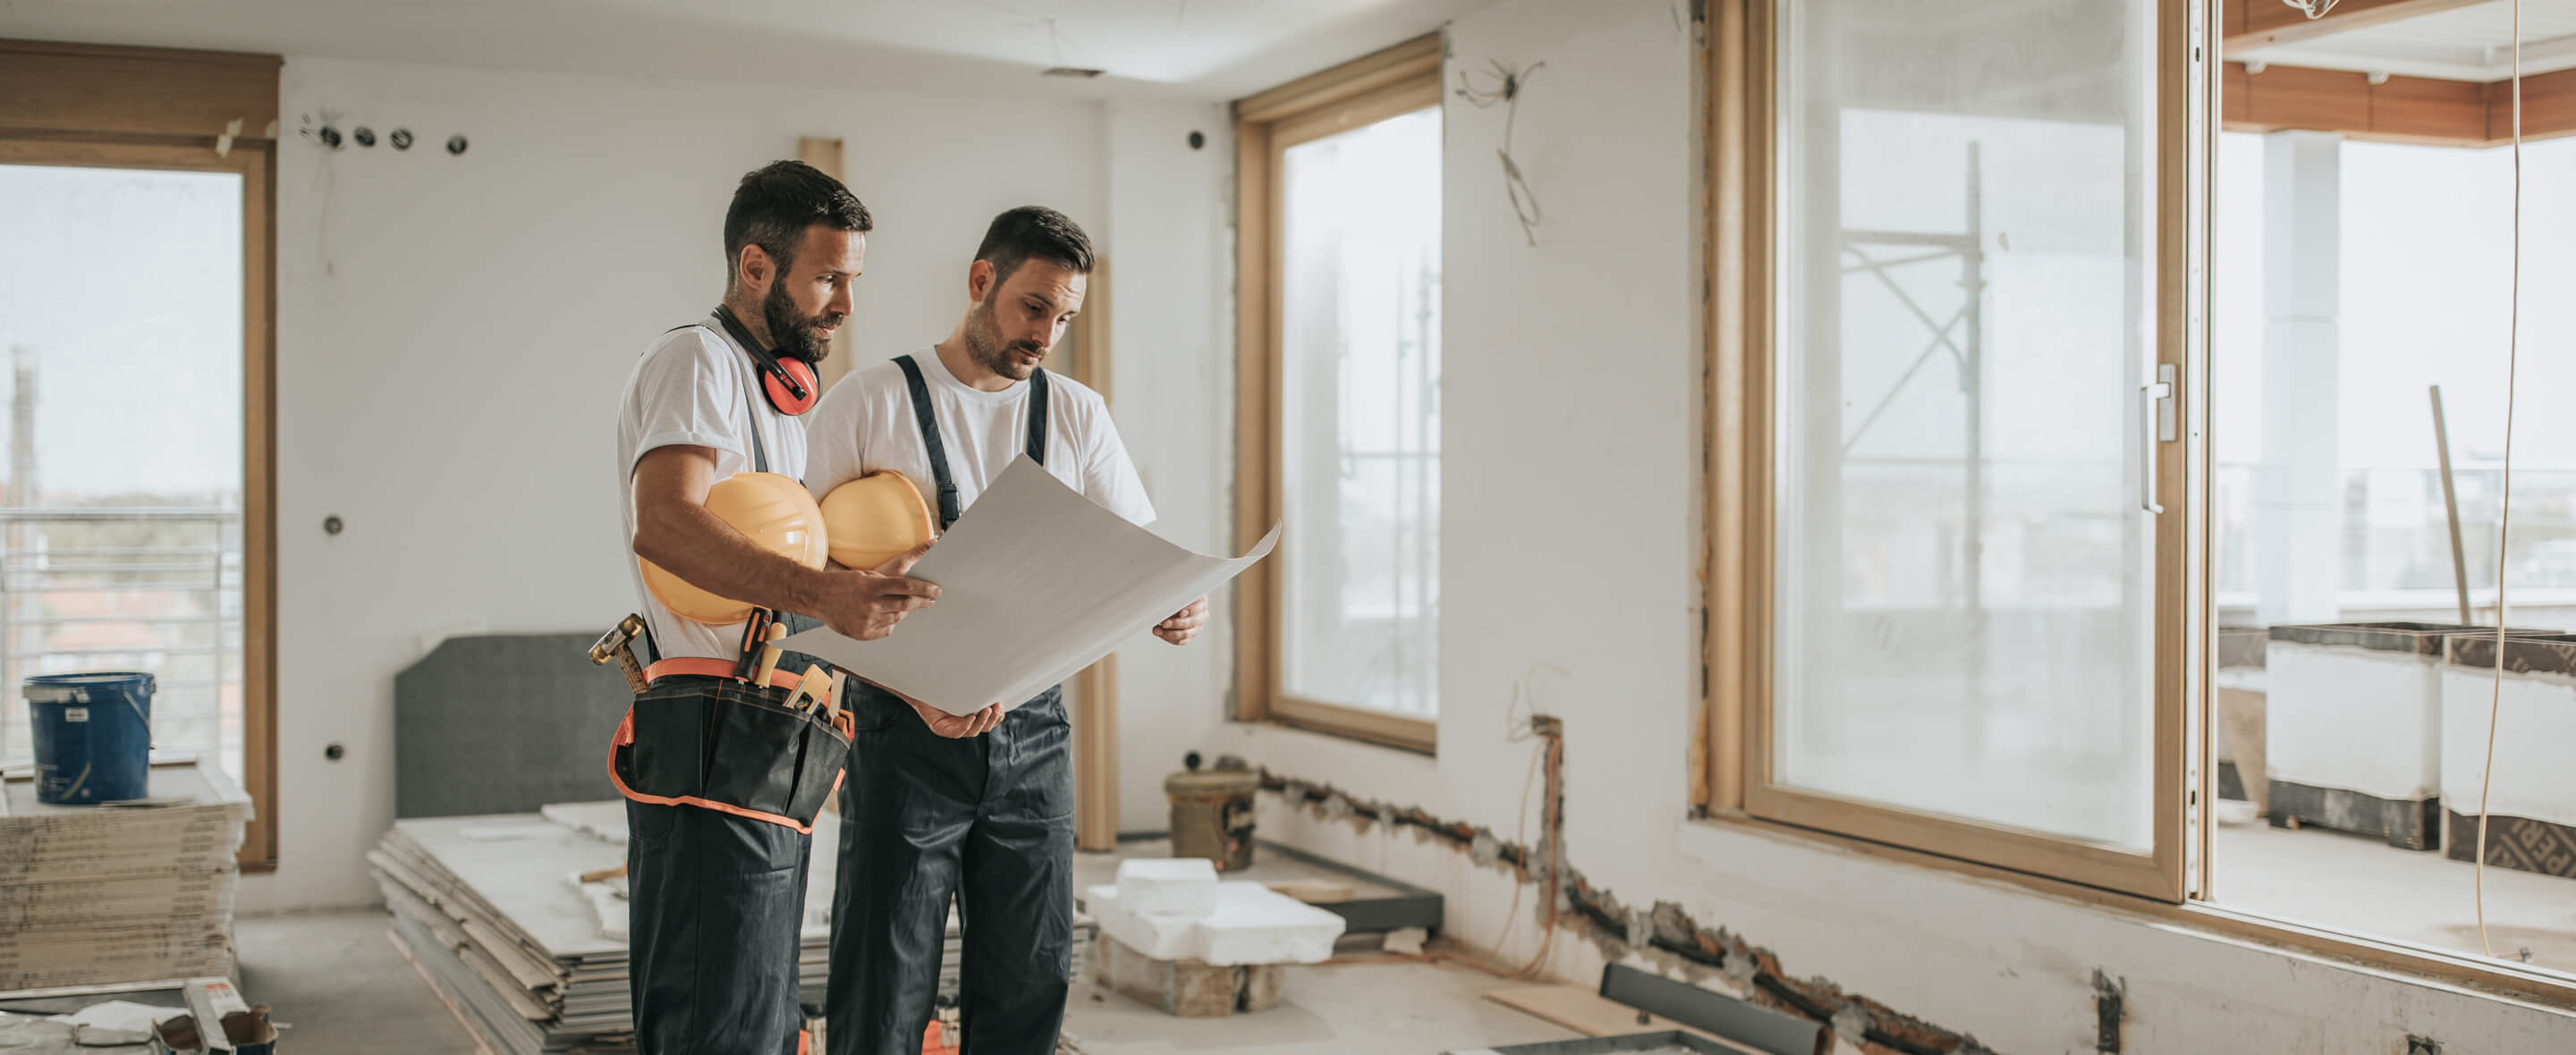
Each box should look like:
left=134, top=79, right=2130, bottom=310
left=0, top=756, right=251, bottom=993
left=372, top=810, right=824, bottom=1054
left=372, top=804, right=1094, bottom=1055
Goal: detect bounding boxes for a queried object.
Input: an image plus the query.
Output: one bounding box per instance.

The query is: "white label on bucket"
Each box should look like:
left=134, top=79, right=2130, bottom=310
left=65, top=706, right=88, bottom=722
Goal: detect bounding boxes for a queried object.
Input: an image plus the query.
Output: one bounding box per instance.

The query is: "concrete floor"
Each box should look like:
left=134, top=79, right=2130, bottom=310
left=233, top=907, right=1576, bottom=1054
left=2212, top=814, right=2576, bottom=972
left=235, top=911, right=481, bottom=1054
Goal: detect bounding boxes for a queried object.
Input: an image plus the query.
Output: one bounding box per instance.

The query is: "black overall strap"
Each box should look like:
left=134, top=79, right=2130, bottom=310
left=894, top=356, right=1051, bottom=532
left=1025, top=367, right=1050, bottom=466
left=741, top=378, right=770, bottom=475
left=896, top=355, right=962, bottom=529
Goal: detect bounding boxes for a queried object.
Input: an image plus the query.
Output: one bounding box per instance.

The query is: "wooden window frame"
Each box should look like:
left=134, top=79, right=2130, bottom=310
left=0, top=40, right=282, bottom=871
left=1067, top=257, right=1121, bottom=851
left=1702, top=0, right=2197, bottom=901
left=1231, top=36, right=1445, bottom=755
left=1701, top=0, right=2576, bottom=1006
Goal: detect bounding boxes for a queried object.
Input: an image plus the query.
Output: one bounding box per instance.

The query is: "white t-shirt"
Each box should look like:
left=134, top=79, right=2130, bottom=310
left=801, top=349, right=1154, bottom=540
left=615, top=312, right=808, bottom=662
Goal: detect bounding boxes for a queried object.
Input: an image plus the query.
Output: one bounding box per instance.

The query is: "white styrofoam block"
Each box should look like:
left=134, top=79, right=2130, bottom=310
left=2440, top=667, right=2576, bottom=827
left=1088, top=881, right=1347, bottom=966
left=2267, top=641, right=2443, bottom=799
left=1191, top=882, right=1347, bottom=966
left=1114, top=857, right=1221, bottom=917
left=1084, top=883, right=1199, bottom=961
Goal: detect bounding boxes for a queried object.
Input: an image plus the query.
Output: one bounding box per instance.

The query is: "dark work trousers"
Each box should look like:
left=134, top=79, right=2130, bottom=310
left=826, top=681, right=1074, bottom=1055
left=626, top=784, right=811, bottom=1054
left=625, top=625, right=841, bottom=1055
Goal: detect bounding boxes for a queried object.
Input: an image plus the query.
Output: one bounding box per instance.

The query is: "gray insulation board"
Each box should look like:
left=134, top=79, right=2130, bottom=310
left=395, top=633, right=631, bottom=818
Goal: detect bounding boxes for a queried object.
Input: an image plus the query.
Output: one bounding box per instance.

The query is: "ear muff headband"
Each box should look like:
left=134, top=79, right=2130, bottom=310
left=714, top=305, right=819, bottom=417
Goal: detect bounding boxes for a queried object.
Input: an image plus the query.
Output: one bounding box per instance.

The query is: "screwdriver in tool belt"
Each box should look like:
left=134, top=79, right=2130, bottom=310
left=734, top=607, right=773, bottom=682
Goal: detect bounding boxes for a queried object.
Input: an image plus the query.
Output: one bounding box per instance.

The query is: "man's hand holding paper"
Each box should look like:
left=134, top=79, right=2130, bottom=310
left=783, top=457, right=1278, bottom=715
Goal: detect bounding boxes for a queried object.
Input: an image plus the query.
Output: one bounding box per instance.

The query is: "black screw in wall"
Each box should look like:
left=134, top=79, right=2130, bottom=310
left=390, top=129, right=414, bottom=151
left=1188, top=131, right=1206, bottom=150
left=353, top=127, right=376, bottom=148
left=323, top=515, right=343, bottom=536
left=325, top=743, right=345, bottom=761
left=318, top=125, right=343, bottom=148
left=446, top=134, right=470, bottom=156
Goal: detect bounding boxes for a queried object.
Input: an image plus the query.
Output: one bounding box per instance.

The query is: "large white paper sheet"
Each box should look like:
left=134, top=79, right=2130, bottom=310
left=783, top=458, right=1279, bottom=715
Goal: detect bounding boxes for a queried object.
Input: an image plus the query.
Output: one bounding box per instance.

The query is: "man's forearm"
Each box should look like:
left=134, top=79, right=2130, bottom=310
left=633, top=500, right=828, bottom=618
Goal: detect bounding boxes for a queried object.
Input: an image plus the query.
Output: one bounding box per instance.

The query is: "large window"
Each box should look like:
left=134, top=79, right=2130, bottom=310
left=2207, top=130, right=2576, bottom=982
left=1707, top=0, right=2576, bottom=1005
left=0, top=41, right=280, bottom=868
left=0, top=165, right=249, bottom=781
left=1234, top=38, right=1445, bottom=752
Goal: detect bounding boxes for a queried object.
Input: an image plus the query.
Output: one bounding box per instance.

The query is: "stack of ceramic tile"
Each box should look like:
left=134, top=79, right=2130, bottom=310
left=372, top=805, right=1093, bottom=1055
left=0, top=756, right=251, bottom=993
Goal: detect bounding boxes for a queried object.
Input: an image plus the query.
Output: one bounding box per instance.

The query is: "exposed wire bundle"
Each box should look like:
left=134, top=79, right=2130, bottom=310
left=1455, top=58, right=1546, bottom=248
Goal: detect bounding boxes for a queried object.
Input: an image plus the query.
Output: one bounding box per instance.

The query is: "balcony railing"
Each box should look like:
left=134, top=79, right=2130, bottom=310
left=0, top=507, right=243, bottom=783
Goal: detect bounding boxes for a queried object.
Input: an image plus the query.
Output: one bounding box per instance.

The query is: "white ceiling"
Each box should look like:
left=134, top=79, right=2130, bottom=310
left=0, top=0, right=1493, bottom=100
left=2236, top=0, right=2576, bottom=80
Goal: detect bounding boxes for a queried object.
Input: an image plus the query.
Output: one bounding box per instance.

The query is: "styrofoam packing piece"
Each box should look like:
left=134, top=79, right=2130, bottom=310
left=1086, top=883, right=1200, bottom=960
left=1114, top=857, right=1220, bottom=917
left=1087, top=882, right=1346, bottom=966
left=1191, top=882, right=1347, bottom=966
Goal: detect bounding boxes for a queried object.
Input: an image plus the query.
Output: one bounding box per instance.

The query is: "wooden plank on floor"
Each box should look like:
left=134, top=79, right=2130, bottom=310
left=1480, top=985, right=1767, bottom=1054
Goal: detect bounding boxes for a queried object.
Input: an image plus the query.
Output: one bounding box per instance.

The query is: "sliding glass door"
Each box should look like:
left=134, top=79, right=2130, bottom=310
left=1745, top=0, right=2201, bottom=899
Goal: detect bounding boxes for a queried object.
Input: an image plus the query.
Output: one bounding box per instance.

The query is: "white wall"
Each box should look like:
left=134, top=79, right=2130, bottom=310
left=1095, top=101, right=1241, bottom=828
left=256, top=57, right=1110, bottom=910
left=1204, top=1, right=2576, bottom=1052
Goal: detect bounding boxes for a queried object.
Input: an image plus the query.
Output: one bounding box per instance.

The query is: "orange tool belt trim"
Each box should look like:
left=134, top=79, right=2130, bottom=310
left=606, top=658, right=854, bottom=835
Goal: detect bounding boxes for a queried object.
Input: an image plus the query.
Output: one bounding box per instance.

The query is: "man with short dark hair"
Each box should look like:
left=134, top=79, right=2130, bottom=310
left=806, top=206, right=1209, bottom=1055
left=614, top=160, right=939, bottom=1055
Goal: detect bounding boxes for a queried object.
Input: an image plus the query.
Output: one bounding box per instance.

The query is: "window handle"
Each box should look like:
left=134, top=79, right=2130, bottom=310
left=2141, top=363, right=2175, bottom=515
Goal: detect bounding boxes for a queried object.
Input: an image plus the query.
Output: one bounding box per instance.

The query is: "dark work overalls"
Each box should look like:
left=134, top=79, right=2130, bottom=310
left=827, top=354, right=1073, bottom=1055
left=614, top=316, right=852, bottom=1055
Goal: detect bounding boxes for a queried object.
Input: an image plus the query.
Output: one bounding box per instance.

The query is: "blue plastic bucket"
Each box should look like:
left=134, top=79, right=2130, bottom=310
left=24, top=671, right=155, bottom=805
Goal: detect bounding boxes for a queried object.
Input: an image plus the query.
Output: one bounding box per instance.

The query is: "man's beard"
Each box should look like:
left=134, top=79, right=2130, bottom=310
left=963, top=294, right=1045, bottom=381
left=762, top=279, right=842, bottom=363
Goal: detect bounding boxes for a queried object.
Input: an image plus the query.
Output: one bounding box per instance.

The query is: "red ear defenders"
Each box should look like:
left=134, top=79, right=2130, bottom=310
left=714, top=306, right=821, bottom=417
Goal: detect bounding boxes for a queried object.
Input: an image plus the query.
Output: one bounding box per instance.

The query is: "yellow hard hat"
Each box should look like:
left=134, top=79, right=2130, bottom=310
left=640, top=472, right=828, bottom=625
left=821, top=470, right=936, bottom=572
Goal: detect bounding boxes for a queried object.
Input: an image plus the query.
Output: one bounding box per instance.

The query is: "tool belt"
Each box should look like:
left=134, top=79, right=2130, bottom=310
left=607, top=658, right=854, bottom=834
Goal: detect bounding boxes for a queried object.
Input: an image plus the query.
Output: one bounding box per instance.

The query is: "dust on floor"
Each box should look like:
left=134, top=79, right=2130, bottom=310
left=235, top=909, right=1577, bottom=1055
